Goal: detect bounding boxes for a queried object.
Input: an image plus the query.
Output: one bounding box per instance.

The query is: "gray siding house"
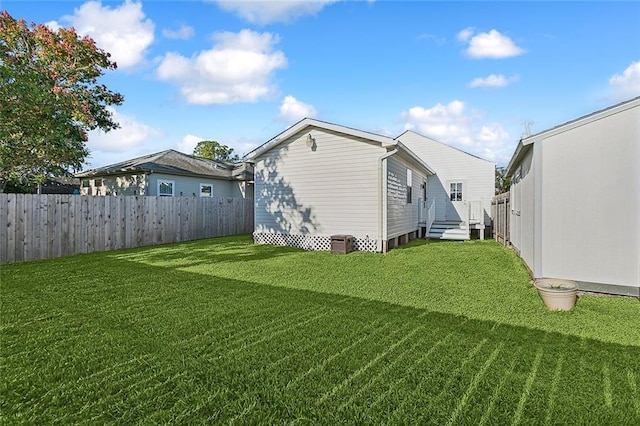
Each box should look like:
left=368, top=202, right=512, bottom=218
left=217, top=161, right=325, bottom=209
left=247, top=119, right=433, bottom=252
left=76, top=150, right=254, bottom=199
left=247, top=118, right=494, bottom=252
left=505, top=97, right=640, bottom=296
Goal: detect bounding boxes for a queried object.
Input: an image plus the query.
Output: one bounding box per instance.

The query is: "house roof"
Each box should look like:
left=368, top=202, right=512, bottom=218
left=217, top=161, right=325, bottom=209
left=245, top=117, right=434, bottom=175
left=505, top=96, right=640, bottom=176
left=76, top=149, right=252, bottom=181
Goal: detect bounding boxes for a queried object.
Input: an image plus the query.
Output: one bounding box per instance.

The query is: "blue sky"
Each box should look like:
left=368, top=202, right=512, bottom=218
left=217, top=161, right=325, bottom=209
left=5, top=1, right=640, bottom=168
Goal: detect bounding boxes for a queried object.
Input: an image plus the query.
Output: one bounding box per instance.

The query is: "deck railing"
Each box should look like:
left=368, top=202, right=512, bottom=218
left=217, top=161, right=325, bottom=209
left=468, top=200, right=484, bottom=225
left=426, top=199, right=436, bottom=232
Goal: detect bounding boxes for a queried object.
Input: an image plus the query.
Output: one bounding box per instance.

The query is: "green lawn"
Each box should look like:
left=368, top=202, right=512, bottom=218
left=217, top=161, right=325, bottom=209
left=2, top=235, right=639, bottom=424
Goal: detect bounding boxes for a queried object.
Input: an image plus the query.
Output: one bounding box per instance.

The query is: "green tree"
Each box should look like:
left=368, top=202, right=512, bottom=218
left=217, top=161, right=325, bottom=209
left=193, top=140, right=239, bottom=162
left=495, top=166, right=511, bottom=195
left=0, top=12, right=123, bottom=192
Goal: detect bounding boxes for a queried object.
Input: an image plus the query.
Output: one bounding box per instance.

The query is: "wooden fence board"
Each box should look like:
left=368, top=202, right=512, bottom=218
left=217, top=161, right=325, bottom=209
left=60, top=195, right=70, bottom=257
left=1, top=194, right=253, bottom=264
left=491, top=192, right=510, bottom=246
left=2, top=194, right=12, bottom=263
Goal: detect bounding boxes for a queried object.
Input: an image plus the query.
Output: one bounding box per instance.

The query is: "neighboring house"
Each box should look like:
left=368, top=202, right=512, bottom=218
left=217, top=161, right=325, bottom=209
left=76, top=149, right=254, bottom=199
left=505, top=97, right=640, bottom=296
left=246, top=118, right=494, bottom=253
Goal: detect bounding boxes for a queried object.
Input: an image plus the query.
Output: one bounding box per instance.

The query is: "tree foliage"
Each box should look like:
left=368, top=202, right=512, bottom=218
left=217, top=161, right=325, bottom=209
left=0, top=11, right=123, bottom=191
left=495, top=166, right=511, bottom=195
left=193, top=140, right=239, bottom=162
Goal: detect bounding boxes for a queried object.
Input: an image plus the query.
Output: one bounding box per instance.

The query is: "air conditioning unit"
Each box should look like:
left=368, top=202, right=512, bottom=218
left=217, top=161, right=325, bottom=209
left=330, top=234, right=353, bottom=254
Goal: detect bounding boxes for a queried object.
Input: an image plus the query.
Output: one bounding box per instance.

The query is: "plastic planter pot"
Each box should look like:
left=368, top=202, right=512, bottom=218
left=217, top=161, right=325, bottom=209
left=534, top=279, right=578, bottom=311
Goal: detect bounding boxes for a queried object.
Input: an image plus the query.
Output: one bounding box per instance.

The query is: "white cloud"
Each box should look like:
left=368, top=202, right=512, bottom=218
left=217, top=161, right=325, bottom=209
left=162, top=24, right=194, bottom=40
left=456, top=27, right=474, bottom=42
left=56, top=0, right=154, bottom=69
left=157, top=29, right=287, bottom=104
left=276, top=95, right=317, bottom=123
left=469, top=73, right=520, bottom=88
left=609, top=61, right=640, bottom=101
left=400, top=100, right=511, bottom=163
left=87, top=108, right=162, bottom=153
left=417, top=33, right=446, bottom=46
left=459, top=28, right=525, bottom=59
left=232, top=137, right=264, bottom=158
left=176, top=134, right=205, bottom=154
left=44, top=21, right=61, bottom=31
left=215, top=0, right=335, bottom=25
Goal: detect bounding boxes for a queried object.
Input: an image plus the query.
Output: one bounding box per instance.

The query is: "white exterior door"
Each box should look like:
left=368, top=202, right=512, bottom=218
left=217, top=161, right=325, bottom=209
left=446, top=181, right=466, bottom=222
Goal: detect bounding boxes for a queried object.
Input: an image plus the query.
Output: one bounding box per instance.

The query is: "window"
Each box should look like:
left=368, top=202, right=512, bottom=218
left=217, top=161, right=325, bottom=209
left=450, top=182, right=463, bottom=201
left=158, top=179, right=175, bottom=197
left=406, top=169, right=413, bottom=204
left=94, top=178, right=104, bottom=187
left=200, top=184, right=213, bottom=197
left=81, top=179, right=90, bottom=188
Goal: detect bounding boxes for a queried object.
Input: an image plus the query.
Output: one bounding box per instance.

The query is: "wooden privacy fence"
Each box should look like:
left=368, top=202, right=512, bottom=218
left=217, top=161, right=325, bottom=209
left=491, top=192, right=510, bottom=245
left=0, top=194, right=254, bottom=264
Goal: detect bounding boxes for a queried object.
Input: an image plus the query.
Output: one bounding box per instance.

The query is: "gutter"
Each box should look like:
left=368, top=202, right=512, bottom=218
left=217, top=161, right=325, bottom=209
left=378, top=148, right=398, bottom=253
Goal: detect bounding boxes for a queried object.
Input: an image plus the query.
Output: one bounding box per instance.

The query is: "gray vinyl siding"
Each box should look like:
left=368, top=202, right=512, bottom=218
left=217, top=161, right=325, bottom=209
left=386, top=156, right=425, bottom=238
left=399, top=132, right=495, bottom=224
left=148, top=173, right=242, bottom=198
left=254, top=128, right=382, bottom=240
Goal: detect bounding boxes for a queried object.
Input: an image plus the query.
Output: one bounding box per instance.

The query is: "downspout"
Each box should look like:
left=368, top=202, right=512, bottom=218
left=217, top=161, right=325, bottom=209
left=378, top=148, right=398, bottom=253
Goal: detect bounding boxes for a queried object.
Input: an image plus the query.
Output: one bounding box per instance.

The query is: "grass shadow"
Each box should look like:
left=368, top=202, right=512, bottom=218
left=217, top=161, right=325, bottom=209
left=3, top=253, right=640, bottom=424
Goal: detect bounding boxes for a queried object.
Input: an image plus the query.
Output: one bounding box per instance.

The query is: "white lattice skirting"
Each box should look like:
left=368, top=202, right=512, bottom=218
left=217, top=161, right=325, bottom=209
left=253, top=233, right=379, bottom=253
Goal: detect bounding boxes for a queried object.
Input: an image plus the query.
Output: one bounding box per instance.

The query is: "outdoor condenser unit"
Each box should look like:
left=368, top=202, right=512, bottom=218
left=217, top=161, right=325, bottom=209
left=330, top=235, right=353, bottom=254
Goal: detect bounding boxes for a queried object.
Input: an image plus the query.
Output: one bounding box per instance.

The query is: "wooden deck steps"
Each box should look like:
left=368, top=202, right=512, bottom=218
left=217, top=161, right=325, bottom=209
left=427, top=221, right=470, bottom=240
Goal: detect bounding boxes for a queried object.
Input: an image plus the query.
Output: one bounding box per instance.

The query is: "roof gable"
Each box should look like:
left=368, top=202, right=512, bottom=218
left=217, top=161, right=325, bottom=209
left=246, top=118, right=435, bottom=175
left=245, top=118, right=396, bottom=160
left=396, top=130, right=495, bottom=164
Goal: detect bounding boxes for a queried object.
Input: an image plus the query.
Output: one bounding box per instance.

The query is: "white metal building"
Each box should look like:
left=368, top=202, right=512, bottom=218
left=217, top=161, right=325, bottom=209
left=505, top=97, right=640, bottom=296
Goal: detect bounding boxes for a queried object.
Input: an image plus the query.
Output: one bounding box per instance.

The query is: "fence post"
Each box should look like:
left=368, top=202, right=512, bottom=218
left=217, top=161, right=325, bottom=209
left=503, top=197, right=507, bottom=246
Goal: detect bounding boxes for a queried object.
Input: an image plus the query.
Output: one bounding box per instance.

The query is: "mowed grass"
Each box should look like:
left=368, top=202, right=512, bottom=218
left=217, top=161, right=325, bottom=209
left=1, top=235, right=639, bottom=424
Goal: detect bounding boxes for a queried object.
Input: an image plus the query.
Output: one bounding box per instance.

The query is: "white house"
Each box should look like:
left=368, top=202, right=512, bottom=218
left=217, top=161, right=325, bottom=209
left=246, top=118, right=495, bottom=252
left=505, top=97, right=640, bottom=296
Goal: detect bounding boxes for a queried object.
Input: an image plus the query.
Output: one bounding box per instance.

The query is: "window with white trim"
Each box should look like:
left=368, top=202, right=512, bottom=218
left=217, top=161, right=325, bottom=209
left=450, top=182, right=463, bottom=201
left=158, top=179, right=175, bottom=197
left=200, top=183, right=213, bottom=197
